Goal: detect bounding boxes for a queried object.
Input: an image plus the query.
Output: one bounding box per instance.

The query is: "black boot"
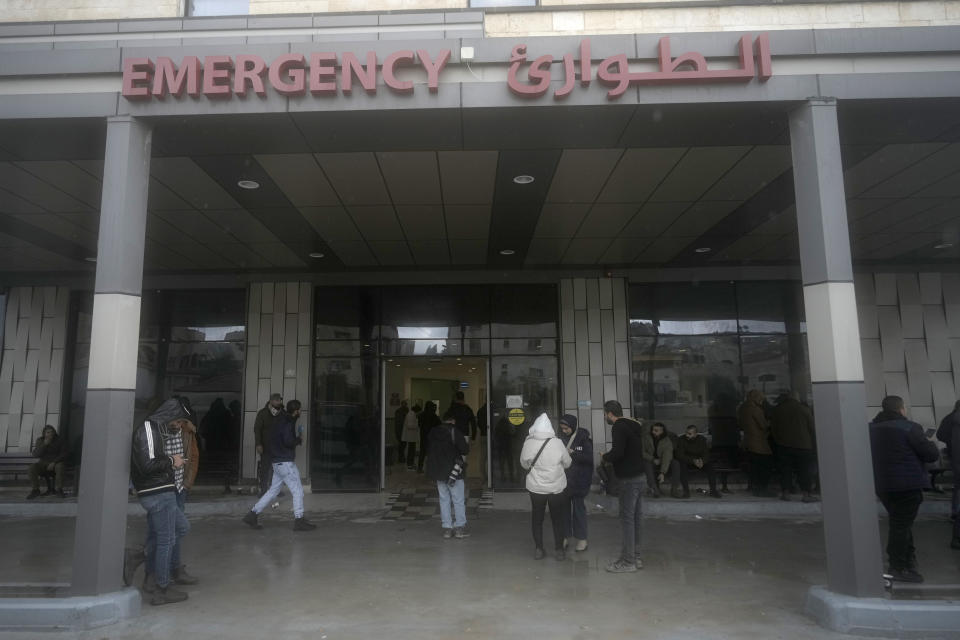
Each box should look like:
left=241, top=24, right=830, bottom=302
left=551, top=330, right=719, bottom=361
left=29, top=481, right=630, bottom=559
left=172, top=565, right=199, bottom=585
left=293, top=517, right=316, bottom=531
left=242, top=510, right=263, bottom=529
left=150, top=585, right=188, bottom=606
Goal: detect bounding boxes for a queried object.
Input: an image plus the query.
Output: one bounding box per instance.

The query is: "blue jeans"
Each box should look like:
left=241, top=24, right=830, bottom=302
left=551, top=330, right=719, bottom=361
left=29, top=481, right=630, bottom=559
left=140, top=491, right=189, bottom=588
left=566, top=494, right=588, bottom=540
left=252, top=461, right=305, bottom=518
left=618, top=477, right=644, bottom=562
left=436, top=480, right=466, bottom=529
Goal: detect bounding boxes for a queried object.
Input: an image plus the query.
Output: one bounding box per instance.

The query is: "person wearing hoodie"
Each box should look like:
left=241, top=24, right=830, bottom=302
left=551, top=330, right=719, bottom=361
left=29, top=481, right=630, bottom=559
left=936, top=400, right=960, bottom=550
left=869, top=395, right=940, bottom=583
left=254, top=393, right=284, bottom=496
left=559, top=414, right=593, bottom=552
left=129, top=397, right=192, bottom=605
left=520, top=413, right=572, bottom=561
left=601, top=400, right=648, bottom=573
left=243, top=400, right=316, bottom=532
left=739, top=389, right=774, bottom=497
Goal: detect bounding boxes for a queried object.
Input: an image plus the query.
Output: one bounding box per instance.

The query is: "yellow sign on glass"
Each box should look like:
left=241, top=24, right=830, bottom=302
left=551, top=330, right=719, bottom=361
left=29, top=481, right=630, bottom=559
left=508, top=408, right=525, bottom=426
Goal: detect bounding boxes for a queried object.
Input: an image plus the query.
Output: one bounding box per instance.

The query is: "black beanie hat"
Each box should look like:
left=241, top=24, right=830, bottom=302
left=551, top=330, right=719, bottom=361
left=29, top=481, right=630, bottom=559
left=559, top=413, right=578, bottom=430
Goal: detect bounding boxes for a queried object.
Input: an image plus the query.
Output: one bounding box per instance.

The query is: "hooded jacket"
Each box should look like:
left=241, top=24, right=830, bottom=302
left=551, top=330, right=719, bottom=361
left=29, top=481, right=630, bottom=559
left=131, top=398, right=191, bottom=497
left=560, top=427, right=594, bottom=497
left=602, top=417, right=650, bottom=479
left=739, top=390, right=772, bottom=455
left=869, top=409, right=940, bottom=493
left=520, top=414, right=572, bottom=495
left=269, top=410, right=301, bottom=463
left=31, top=427, right=68, bottom=465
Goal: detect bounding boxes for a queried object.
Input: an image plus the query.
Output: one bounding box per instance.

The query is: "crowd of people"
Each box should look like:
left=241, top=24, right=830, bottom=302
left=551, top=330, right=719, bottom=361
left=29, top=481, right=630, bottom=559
left=117, top=387, right=959, bottom=606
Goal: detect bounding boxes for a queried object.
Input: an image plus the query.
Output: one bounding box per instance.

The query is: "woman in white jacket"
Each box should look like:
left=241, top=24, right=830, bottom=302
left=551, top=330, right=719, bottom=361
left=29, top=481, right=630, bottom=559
left=401, top=405, right=422, bottom=470
left=520, top=413, right=572, bottom=560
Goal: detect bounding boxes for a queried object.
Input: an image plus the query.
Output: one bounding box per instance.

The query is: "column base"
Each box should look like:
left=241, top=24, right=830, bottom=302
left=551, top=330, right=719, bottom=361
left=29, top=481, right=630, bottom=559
left=806, top=585, right=960, bottom=637
left=0, top=586, right=140, bottom=631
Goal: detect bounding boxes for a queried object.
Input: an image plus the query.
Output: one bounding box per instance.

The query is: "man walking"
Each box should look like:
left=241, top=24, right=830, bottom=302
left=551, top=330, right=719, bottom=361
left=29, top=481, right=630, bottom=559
left=601, top=400, right=649, bottom=573
left=869, top=395, right=940, bottom=583
left=130, top=398, right=192, bottom=605
left=427, top=412, right=470, bottom=539
left=254, top=393, right=284, bottom=496
left=243, top=400, right=316, bottom=531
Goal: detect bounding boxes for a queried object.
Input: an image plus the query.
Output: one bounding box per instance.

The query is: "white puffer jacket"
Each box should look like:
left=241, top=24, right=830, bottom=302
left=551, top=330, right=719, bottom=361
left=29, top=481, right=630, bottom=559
left=520, top=413, right=572, bottom=494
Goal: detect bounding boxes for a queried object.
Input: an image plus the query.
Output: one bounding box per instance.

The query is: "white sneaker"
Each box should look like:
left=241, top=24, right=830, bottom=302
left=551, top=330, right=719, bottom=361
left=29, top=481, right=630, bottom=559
left=575, top=539, right=588, bottom=552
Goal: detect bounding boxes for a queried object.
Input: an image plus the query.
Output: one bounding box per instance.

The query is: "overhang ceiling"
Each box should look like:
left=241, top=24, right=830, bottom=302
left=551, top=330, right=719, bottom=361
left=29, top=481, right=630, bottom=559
left=0, top=99, right=958, bottom=274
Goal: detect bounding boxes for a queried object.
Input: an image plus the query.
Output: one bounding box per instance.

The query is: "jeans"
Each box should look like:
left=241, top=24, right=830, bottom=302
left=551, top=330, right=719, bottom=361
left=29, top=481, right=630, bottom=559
left=529, top=491, right=568, bottom=551
left=777, top=446, right=814, bottom=493
left=566, top=493, right=588, bottom=540
left=879, top=489, right=923, bottom=571
left=618, top=476, right=644, bottom=562
left=140, top=491, right=188, bottom=588
left=253, top=461, right=305, bottom=518
left=436, top=479, right=466, bottom=529
left=145, top=489, right=191, bottom=573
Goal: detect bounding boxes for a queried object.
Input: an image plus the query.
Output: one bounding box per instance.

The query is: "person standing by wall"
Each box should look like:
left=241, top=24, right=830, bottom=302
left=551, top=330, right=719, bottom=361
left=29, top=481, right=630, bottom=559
left=254, top=393, right=284, bottom=496
left=869, top=395, right=940, bottom=582
left=601, top=400, right=647, bottom=573
left=739, top=389, right=774, bottom=497
left=770, top=391, right=819, bottom=503
left=558, top=414, right=593, bottom=552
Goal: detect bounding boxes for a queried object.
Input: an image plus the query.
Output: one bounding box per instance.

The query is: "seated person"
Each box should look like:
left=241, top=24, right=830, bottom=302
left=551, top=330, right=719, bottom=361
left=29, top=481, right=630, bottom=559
left=675, top=425, right=723, bottom=499
left=646, top=422, right=682, bottom=498
left=27, top=425, right=68, bottom=499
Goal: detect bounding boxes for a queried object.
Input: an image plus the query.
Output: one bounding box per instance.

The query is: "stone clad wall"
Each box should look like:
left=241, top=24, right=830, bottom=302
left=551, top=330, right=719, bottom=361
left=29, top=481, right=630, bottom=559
left=856, top=272, right=960, bottom=427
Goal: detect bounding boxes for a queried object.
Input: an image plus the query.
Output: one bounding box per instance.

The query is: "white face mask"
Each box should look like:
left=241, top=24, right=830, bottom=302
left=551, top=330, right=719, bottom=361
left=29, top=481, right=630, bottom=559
left=269, top=406, right=280, bottom=416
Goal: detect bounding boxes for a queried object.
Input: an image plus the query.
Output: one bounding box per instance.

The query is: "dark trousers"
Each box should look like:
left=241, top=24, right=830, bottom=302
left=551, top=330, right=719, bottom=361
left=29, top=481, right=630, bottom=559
left=675, top=460, right=718, bottom=493
left=952, top=465, right=960, bottom=540
left=403, top=442, right=417, bottom=468
left=748, top=452, right=774, bottom=494
left=777, top=446, right=814, bottom=493
left=417, top=427, right=430, bottom=471
left=529, top=491, right=568, bottom=551
left=258, top=453, right=274, bottom=496
left=29, top=461, right=64, bottom=491
left=879, top=489, right=923, bottom=571
left=566, top=493, right=587, bottom=540
left=398, top=441, right=407, bottom=462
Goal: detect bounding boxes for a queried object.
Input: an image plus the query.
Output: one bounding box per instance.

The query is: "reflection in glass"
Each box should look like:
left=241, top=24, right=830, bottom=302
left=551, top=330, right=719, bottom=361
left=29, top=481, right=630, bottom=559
left=491, top=285, right=558, bottom=337
left=380, top=339, right=463, bottom=357
left=314, top=287, right=379, bottom=341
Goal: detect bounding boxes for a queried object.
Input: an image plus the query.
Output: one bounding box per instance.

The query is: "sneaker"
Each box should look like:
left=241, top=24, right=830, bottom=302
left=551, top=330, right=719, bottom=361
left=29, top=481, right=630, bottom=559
left=555, top=549, right=566, bottom=561
left=562, top=537, right=569, bottom=549
left=454, top=527, right=470, bottom=539
left=635, top=556, right=644, bottom=570
left=172, top=565, right=198, bottom=585
left=575, top=539, right=588, bottom=552
left=242, top=510, right=263, bottom=529
left=142, top=573, right=157, bottom=594
left=534, top=548, right=545, bottom=560
left=41, top=489, right=55, bottom=497
left=605, top=559, right=638, bottom=573
left=26, top=490, right=40, bottom=500
left=293, top=517, right=317, bottom=531
left=890, top=568, right=924, bottom=583
left=442, top=528, right=453, bottom=539
left=150, top=585, right=188, bottom=606
left=122, top=547, right=145, bottom=587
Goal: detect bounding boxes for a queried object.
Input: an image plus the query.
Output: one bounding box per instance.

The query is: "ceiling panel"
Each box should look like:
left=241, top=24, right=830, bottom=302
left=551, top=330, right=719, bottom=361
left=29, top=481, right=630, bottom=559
left=10, top=214, right=96, bottom=251
left=0, top=229, right=39, bottom=248
left=600, top=237, right=648, bottom=263
left=396, top=204, right=445, bottom=241
left=152, top=114, right=310, bottom=157
left=444, top=205, right=490, bottom=240
left=883, top=199, right=960, bottom=234
left=348, top=205, right=404, bottom=242
left=847, top=198, right=893, bottom=221
left=620, top=202, right=690, bottom=237
left=575, top=204, right=638, bottom=238
left=378, top=152, right=442, bottom=205
left=746, top=206, right=796, bottom=236
left=148, top=179, right=192, bottom=211
left=700, top=146, right=792, bottom=201
left=562, top=238, right=609, bottom=264
left=533, top=203, right=590, bottom=239
left=525, top=238, right=571, bottom=265
left=620, top=103, right=789, bottom=147
left=298, top=206, right=364, bottom=243
left=15, top=161, right=102, bottom=209
left=634, top=236, right=695, bottom=263
left=546, top=149, right=623, bottom=204
left=662, top=201, right=740, bottom=237
left=203, top=209, right=279, bottom=244
left=327, top=241, right=377, bottom=267
left=0, top=162, right=92, bottom=212
left=439, top=151, right=497, bottom=205
left=248, top=243, right=307, bottom=268
left=255, top=154, right=340, bottom=207
left=314, top=153, right=391, bottom=205
left=0, top=189, right=45, bottom=215
left=153, top=210, right=237, bottom=241
left=205, top=243, right=274, bottom=269
left=915, top=171, right=960, bottom=198
left=293, top=109, right=463, bottom=153
left=750, top=234, right=798, bottom=261
left=410, top=241, right=450, bottom=265
left=852, top=233, right=901, bottom=257
left=369, top=241, right=413, bottom=266
left=859, top=144, right=960, bottom=199
left=462, top=106, right=635, bottom=150
left=864, top=233, right=942, bottom=260
left=596, top=148, right=686, bottom=203
left=164, top=243, right=237, bottom=269
left=649, top=146, right=751, bottom=202
left=449, top=238, right=488, bottom=264
left=848, top=198, right=948, bottom=236
left=843, top=143, right=945, bottom=197
left=150, top=158, right=241, bottom=211
left=711, top=234, right=779, bottom=261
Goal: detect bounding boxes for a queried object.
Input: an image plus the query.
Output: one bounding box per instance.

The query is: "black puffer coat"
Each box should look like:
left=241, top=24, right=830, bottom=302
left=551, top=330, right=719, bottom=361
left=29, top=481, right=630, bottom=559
left=561, top=427, right=593, bottom=497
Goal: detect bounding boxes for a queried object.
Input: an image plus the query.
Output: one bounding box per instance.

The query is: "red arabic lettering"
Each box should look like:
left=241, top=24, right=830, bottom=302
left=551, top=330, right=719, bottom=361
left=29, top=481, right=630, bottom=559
left=507, top=45, right=553, bottom=98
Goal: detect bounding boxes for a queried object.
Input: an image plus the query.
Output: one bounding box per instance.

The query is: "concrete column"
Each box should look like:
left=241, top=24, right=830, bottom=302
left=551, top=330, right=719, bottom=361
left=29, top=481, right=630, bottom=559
left=72, top=116, right=152, bottom=596
left=789, top=100, right=884, bottom=598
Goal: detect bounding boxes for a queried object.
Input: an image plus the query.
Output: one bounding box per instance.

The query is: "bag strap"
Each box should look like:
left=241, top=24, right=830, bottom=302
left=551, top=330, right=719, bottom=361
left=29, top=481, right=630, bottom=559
left=527, top=439, right=551, bottom=474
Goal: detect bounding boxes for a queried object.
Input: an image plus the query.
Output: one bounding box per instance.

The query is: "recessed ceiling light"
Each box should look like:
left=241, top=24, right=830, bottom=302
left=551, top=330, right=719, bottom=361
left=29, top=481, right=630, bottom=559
left=84, top=257, right=97, bottom=263
left=308, top=252, right=325, bottom=259
left=934, top=242, right=953, bottom=249
left=513, top=175, right=534, bottom=185
left=237, top=179, right=260, bottom=190
left=499, top=249, right=516, bottom=256
left=694, top=247, right=712, bottom=253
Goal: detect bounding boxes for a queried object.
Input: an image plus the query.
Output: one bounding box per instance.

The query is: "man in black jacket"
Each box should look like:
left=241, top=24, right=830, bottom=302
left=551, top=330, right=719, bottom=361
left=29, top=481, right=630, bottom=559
left=675, top=425, right=722, bottom=499
left=869, top=395, right=940, bottom=583
left=26, top=425, right=68, bottom=499
left=427, top=413, right=470, bottom=539
left=254, top=393, right=284, bottom=496
left=601, top=400, right=648, bottom=573
left=130, top=399, right=191, bottom=605
left=448, top=392, right=477, bottom=440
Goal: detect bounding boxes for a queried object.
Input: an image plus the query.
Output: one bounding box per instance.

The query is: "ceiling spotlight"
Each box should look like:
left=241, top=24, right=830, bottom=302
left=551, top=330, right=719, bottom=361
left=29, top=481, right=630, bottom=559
left=84, top=257, right=97, bottom=263
left=513, top=175, right=534, bottom=185
left=309, top=252, right=325, bottom=259
left=933, top=242, right=953, bottom=249
left=694, top=247, right=712, bottom=253
left=499, top=249, right=516, bottom=256
left=237, top=180, right=260, bottom=190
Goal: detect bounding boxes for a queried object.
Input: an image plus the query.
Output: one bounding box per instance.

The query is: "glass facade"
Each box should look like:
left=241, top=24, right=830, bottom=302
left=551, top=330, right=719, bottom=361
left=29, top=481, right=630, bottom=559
left=66, top=290, right=246, bottom=484
left=629, top=281, right=809, bottom=446
left=312, top=285, right=559, bottom=491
